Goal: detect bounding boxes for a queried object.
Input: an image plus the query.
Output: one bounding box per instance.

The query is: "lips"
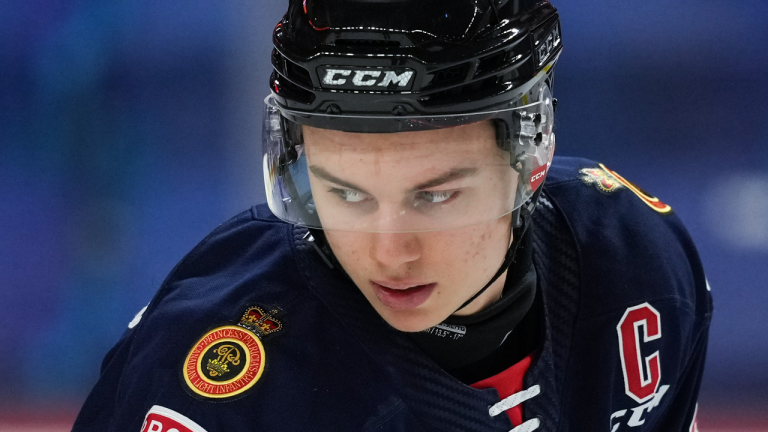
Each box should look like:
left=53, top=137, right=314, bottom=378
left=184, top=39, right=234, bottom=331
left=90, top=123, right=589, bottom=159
left=372, top=281, right=436, bottom=310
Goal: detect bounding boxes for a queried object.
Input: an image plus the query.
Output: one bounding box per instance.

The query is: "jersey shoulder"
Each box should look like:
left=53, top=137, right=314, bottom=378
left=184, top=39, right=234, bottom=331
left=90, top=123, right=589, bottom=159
left=74, top=205, right=415, bottom=432
left=133, top=204, right=307, bottom=333
left=542, top=156, right=710, bottom=318
left=537, top=157, right=712, bottom=430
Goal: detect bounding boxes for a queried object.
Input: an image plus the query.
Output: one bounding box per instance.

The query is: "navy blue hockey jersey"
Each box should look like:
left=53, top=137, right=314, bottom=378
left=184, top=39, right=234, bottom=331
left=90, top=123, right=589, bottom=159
left=73, top=157, right=712, bottom=431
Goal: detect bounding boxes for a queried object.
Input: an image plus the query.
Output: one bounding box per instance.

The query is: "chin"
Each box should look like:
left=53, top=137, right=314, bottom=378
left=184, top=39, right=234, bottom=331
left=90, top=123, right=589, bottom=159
left=376, top=307, right=444, bottom=333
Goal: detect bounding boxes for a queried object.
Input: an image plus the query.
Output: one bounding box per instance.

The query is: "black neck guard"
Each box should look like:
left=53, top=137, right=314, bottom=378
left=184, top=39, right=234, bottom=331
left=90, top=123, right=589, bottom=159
left=407, top=229, right=537, bottom=375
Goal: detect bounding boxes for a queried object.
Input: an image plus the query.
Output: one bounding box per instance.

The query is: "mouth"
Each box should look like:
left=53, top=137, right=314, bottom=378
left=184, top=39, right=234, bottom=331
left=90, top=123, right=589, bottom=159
left=371, top=281, right=436, bottom=310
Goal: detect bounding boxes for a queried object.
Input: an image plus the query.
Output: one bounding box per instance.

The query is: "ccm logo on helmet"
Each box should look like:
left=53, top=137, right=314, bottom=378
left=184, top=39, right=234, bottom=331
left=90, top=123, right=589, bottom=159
left=536, top=23, right=561, bottom=67
left=530, top=165, right=548, bottom=191
left=319, top=67, right=415, bottom=90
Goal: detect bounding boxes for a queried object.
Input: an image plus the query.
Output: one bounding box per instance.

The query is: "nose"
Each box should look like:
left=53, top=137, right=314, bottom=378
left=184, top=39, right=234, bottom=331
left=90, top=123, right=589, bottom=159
left=369, top=231, right=422, bottom=269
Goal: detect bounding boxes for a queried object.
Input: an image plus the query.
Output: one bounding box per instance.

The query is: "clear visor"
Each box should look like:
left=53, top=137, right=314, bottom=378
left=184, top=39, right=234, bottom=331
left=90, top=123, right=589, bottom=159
left=262, top=87, right=554, bottom=233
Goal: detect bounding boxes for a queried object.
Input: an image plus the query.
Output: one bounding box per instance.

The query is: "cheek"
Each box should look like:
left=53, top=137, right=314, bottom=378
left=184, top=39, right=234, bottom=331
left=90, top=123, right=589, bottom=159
left=324, top=231, right=369, bottom=270
left=463, top=219, right=511, bottom=273
left=425, top=218, right=510, bottom=272
left=324, top=216, right=510, bottom=277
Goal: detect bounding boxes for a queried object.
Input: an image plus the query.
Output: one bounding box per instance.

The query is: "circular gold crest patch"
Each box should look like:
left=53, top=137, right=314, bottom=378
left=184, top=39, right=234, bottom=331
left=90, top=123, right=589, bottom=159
left=183, top=325, right=265, bottom=399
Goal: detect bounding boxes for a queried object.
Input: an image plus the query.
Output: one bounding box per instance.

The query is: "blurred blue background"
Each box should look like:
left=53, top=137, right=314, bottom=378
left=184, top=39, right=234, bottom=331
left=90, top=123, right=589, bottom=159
left=1, top=0, right=767, bottom=429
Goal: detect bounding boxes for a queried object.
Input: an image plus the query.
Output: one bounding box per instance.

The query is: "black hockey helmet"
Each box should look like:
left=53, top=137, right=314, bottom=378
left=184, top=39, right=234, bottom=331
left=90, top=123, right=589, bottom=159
left=263, top=0, right=562, bottom=232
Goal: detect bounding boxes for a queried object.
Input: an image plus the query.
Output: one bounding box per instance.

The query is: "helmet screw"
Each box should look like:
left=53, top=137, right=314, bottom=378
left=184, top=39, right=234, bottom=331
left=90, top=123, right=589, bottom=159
left=326, top=104, right=342, bottom=115
left=392, top=105, right=408, bottom=116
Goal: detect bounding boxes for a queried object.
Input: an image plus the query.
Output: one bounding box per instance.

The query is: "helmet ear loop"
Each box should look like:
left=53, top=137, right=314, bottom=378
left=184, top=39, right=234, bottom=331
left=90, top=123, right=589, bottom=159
left=278, top=116, right=343, bottom=269
left=276, top=117, right=318, bottom=226
left=509, top=79, right=556, bottom=227
left=493, top=119, right=511, bottom=152
left=279, top=114, right=302, bottom=164
left=493, top=118, right=534, bottom=228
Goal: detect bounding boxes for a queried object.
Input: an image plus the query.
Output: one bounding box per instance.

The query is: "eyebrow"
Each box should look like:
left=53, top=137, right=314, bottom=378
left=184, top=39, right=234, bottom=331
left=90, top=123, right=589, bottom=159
left=411, top=167, right=478, bottom=191
left=309, top=165, right=371, bottom=194
left=308, top=165, right=478, bottom=193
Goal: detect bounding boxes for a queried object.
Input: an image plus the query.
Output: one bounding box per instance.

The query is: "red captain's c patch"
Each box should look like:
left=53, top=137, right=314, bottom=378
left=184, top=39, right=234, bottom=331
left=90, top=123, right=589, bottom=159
left=141, top=405, right=208, bottom=432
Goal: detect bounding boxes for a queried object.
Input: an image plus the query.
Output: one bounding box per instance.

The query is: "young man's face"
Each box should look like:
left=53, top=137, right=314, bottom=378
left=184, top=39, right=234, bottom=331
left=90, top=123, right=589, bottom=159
left=303, top=121, right=516, bottom=332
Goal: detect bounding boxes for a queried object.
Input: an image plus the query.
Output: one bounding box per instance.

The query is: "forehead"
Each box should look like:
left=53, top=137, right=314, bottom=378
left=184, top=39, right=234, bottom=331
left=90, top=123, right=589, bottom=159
left=301, top=121, right=499, bottom=161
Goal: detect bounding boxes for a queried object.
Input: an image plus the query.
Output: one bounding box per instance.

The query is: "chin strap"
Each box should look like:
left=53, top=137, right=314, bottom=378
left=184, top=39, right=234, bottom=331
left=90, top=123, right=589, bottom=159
left=453, top=208, right=531, bottom=313
left=305, top=228, right=333, bottom=266
left=453, top=186, right=542, bottom=313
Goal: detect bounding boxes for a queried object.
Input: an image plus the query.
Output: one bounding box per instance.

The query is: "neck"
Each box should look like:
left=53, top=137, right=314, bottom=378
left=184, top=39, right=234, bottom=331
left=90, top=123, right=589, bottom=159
left=452, top=269, right=508, bottom=316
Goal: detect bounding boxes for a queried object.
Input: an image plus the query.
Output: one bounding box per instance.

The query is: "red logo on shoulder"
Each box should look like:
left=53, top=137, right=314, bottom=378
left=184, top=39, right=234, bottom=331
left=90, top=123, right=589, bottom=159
left=141, top=405, right=208, bottom=432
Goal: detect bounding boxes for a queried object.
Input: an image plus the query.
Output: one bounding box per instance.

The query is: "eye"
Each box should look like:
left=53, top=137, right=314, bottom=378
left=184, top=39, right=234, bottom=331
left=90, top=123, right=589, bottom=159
left=331, top=188, right=369, bottom=203
left=418, top=190, right=456, bottom=204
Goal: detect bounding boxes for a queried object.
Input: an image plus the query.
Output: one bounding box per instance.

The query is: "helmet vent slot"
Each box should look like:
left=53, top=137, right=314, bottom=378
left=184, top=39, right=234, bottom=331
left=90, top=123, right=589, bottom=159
left=284, top=60, right=313, bottom=88
left=271, top=71, right=316, bottom=105
left=427, top=63, right=470, bottom=89
left=334, top=39, right=401, bottom=48
left=272, top=48, right=313, bottom=88
left=475, top=49, right=510, bottom=77
left=420, top=76, right=499, bottom=107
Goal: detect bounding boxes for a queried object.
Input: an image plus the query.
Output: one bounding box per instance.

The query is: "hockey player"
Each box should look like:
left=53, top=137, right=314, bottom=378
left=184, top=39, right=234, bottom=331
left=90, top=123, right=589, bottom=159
left=73, top=0, right=712, bottom=431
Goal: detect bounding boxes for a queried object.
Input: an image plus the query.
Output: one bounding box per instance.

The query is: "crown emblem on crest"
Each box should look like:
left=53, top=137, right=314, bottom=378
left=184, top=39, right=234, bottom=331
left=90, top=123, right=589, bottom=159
left=238, top=306, right=283, bottom=337
left=207, top=358, right=230, bottom=376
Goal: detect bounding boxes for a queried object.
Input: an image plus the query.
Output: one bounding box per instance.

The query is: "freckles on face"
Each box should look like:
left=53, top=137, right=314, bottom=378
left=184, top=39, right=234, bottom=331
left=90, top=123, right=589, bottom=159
left=324, top=215, right=511, bottom=332
left=302, top=121, right=515, bottom=331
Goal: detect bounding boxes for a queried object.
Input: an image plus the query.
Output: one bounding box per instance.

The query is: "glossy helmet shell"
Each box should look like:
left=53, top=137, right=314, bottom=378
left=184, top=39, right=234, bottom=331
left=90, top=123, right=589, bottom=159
left=270, top=0, right=562, bottom=128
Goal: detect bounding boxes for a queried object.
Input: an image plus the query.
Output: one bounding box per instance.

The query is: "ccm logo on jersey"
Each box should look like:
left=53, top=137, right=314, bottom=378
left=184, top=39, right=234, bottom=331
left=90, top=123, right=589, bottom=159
left=319, top=67, right=415, bottom=90
left=141, top=405, right=208, bottom=432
